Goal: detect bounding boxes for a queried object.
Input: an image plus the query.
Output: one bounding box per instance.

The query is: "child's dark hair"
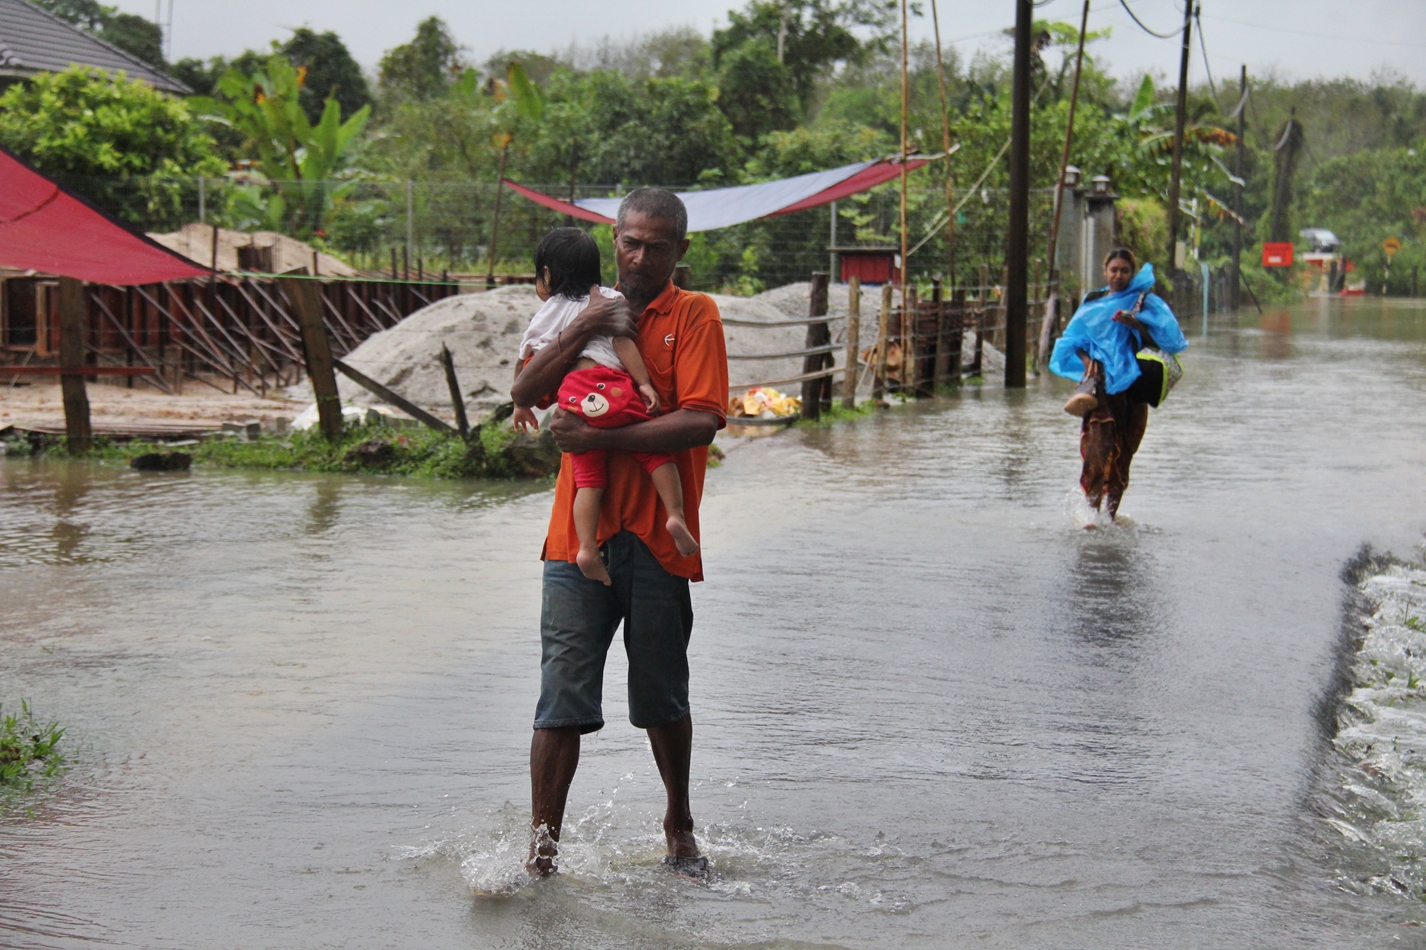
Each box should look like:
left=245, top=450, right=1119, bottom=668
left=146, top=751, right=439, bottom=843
left=534, top=227, right=602, bottom=299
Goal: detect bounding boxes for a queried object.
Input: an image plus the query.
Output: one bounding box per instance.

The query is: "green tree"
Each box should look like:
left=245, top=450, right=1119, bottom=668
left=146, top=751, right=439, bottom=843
left=378, top=17, right=465, bottom=102
left=28, top=0, right=165, bottom=68
left=712, top=0, right=895, bottom=116
left=0, top=65, right=223, bottom=224
left=715, top=38, right=799, bottom=141
left=283, top=28, right=372, bottom=126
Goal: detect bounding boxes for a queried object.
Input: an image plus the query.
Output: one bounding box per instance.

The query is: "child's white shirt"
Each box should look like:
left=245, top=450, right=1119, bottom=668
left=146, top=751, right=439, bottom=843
left=518, top=287, right=625, bottom=370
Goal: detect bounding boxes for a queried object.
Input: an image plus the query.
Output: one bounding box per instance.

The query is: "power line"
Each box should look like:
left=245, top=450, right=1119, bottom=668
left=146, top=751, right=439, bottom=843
left=1117, top=0, right=1182, bottom=39
left=1201, top=13, right=1426, bottom=50
left=1194, top=10, right=1218, bottom=102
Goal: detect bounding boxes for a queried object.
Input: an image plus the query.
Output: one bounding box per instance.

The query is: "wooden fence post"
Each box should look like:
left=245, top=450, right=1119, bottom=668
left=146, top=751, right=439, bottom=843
left=932, top=277, right=946, bottom=393
left=281, top=270, right=343, bottom=441
left=801, top=271, right=830, bottom=421
left=58, top=277, right=92, bottom=453
left=843, top=277, right=861, bottom=408
left=875, top=283, right=892, bottom=401
left=903, top=284, right=918, bottom=394
left=950, top=289, right=965, bottom=383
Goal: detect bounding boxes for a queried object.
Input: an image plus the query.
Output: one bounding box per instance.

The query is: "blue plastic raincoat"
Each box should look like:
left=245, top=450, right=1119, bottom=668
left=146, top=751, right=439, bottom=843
left=1049, top=263, right=1188, bottom=394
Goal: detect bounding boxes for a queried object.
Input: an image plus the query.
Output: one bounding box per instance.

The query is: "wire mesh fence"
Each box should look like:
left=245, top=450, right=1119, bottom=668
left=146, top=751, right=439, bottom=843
left=51, top=174, right=1063, bottom=295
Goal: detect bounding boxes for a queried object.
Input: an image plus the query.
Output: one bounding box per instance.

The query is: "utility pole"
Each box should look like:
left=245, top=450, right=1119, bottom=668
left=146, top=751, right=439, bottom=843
left=1004, top=0, right=1032, bottom=388
left=898, top=0, right=909, bottom=327
left=1165, top=1, right=1195, bottom=281
left=1230, top=65, right=1246, bottom=311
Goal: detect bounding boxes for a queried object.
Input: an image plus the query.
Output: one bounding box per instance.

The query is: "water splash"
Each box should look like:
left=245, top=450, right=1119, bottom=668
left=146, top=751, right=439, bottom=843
left=1322, top=560, right=1426, bottom=899
left=1064, top=490, right=1137, bottom=531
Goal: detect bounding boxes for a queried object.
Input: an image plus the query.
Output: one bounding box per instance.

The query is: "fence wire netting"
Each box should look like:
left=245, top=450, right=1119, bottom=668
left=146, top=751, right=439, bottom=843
left=52, top=175, right=1067, bottom=295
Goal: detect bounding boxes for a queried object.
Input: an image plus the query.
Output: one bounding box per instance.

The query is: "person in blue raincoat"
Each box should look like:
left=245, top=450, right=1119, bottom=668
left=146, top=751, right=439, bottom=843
left=1050, top=248, right=1188, bottom=520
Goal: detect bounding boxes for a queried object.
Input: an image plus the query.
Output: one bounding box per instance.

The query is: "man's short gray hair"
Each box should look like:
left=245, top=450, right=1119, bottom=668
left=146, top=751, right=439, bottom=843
left=615, top=188, right=688, bottom=242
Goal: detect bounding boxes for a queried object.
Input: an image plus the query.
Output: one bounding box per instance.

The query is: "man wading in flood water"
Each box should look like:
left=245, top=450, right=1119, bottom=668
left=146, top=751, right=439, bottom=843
left=510, top=189, right=728, bottom=877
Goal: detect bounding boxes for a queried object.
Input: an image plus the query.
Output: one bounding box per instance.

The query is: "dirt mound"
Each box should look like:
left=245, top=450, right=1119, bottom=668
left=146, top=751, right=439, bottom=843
left=148, top=224, right=358, bottom=277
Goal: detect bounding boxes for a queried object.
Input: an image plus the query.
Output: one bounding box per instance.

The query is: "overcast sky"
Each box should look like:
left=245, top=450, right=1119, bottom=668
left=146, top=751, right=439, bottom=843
left=121, top=0, right=1426, bottom=87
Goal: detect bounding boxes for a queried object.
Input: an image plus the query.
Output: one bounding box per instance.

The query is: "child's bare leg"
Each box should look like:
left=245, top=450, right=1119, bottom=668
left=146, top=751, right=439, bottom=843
left=573, top=486, right=612, bottom=585
left=649, top=462, right=698, bottom=557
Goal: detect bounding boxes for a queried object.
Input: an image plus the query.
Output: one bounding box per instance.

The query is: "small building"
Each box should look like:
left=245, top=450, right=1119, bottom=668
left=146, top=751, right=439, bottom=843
left=833, top=247, right=900, bottom=285
left=0, top=0, right=188, bottom=94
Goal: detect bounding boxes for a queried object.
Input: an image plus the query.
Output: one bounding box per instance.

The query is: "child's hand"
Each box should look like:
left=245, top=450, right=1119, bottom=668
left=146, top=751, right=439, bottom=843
left=512, top=406, right=540, bottom=433
left=638, top=383, right=661, bottom=416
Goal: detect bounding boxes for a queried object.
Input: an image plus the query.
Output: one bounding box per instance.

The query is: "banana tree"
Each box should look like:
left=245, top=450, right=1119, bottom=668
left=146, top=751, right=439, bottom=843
left=192, top=54, right=371, bottom=238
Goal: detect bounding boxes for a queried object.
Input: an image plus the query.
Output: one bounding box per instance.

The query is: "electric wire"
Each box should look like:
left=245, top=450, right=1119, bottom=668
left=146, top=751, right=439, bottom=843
left=1117, top=0, right=1182, bottom=39
left=1194, top=10, right=1219, bottom=102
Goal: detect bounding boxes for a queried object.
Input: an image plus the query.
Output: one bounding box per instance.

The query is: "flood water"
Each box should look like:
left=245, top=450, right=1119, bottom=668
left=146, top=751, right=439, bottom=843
left=3, top=297, right=1426, bottom=949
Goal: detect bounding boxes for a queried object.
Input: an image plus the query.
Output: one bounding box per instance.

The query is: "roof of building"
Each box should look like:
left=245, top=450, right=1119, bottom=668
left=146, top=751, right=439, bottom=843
left=0, top=0, right=189, bottom=94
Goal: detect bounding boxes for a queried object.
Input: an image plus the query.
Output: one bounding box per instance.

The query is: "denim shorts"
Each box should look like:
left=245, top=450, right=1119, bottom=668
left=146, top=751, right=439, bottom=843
left=535, top=531, right=694, bottom=733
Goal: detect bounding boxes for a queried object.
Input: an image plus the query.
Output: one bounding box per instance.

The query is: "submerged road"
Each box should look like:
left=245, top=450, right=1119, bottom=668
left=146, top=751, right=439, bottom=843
left=2, top=297, right=1425, bottom=949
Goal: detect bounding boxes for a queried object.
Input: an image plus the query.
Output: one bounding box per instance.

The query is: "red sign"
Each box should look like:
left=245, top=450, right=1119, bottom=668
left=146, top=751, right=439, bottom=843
left=1262, top=242, right=1294, bottom=267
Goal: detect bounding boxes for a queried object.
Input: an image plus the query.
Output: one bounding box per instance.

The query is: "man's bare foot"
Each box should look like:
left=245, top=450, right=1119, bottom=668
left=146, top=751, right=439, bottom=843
left=527, top=825, right=558, bottom=878
left=575, top=547, right=612, bottom=585
left=667, top=516, right=699, bottom=557
left=662, top=814, right=706, bottom=878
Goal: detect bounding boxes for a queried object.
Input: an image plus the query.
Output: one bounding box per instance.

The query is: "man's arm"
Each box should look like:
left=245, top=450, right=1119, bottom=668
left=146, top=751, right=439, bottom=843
left=548, top=407, right=718, bottom=454
left=510, top=288, right=637, bottom=409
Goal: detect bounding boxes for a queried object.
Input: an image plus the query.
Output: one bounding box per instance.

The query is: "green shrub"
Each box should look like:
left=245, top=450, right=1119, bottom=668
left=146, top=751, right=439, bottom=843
left=0, top=702, right=65, bottom=794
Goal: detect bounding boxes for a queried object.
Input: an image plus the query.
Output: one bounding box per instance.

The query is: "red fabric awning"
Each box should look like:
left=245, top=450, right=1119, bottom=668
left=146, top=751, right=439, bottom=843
left=503, top=180, right=615, bottom=225
left=0, top=145, right=210, bottom=285
left=772, top=158, right=929, bottom=215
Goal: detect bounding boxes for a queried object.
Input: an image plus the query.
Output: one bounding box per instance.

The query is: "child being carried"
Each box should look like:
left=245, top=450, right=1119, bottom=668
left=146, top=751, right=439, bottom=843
left=511, top=227, right=698, bottom=586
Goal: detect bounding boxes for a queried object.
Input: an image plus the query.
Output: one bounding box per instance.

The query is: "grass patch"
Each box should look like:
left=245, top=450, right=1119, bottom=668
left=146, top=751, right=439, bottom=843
left=1, top=701, right=65, bottom=794
left=29, top=419, right=561, bottom=480
left=793, top=401, right=879, bottom=428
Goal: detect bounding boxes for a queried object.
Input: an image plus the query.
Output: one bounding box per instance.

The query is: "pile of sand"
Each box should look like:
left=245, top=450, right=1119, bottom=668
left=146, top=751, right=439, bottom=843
left=148, top=224, right=358, bottom=277
left=324, top=281, right=1003, bottom=421
left=329, top=284, right=857, bottom=417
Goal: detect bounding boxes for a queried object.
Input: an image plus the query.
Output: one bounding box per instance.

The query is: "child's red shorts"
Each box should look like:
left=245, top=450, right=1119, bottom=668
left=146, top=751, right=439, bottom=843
left=556, top=364, right=674, bottom=489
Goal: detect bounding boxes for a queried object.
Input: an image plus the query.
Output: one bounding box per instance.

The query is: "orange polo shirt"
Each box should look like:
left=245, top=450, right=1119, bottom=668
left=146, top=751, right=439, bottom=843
left=540, top=282, right=728, bottom=581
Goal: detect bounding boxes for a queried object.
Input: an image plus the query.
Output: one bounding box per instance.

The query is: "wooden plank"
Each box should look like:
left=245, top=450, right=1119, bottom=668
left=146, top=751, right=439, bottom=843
left=281, top=272, right=344, bottom=441
left=58, top=277, right=92, bottom=452
left=843, top=277, right=861, bottom=408
left=332, top=359, right=455, bottom=435
left=801, top=272, right=831, bottom=420
left=0, top=365, right=156, bottom=376
left=440, top=344, right=470, bottom=439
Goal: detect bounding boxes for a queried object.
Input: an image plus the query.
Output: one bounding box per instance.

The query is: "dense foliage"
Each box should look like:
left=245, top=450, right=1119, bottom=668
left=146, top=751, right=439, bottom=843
left=0, top=66, right=223, bottom=223
left=7, top=0, right=1426, bottom=294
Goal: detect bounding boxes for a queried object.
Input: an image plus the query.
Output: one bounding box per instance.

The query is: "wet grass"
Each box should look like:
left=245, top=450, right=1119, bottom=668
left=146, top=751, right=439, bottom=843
left=7, top=421, right=560, bottom=481
left=0, top=702, right=64, bottom=795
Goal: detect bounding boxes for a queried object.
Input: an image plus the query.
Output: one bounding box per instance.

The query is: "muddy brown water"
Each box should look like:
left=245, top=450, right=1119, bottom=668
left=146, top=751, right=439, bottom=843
left=3, top=297, right=1426, bottom=949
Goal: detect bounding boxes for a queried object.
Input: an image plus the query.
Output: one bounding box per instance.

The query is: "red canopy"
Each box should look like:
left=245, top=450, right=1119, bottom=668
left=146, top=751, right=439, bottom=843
left=0, top=145, right=210, bottom=285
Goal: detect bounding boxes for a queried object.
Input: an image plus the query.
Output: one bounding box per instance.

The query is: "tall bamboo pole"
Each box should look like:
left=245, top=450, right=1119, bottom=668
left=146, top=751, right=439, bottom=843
left=1165, top=2, right=1195, bottom=276
left=486, top=136, right=512, bottom=289
left=930, top=0, right=954, bottom=289
left=1038, top=0, right=1091, bottom=369
left=898, top=0, right=910, bottom=325
left=1230, top=65, right=1247, bottom=309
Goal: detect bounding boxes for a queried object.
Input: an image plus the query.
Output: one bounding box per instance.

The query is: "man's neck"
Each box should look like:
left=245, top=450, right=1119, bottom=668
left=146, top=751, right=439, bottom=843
left=622, top=280, right=670, bottom=317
